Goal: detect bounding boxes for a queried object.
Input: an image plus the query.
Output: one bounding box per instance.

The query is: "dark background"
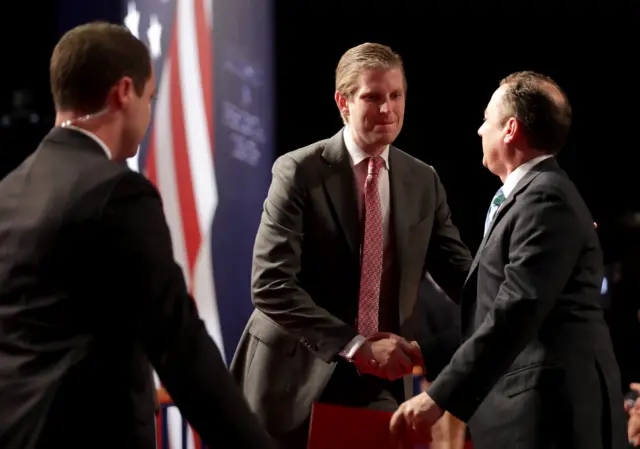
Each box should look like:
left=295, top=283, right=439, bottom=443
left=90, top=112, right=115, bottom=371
left=1, top=0, right=640, bottom=385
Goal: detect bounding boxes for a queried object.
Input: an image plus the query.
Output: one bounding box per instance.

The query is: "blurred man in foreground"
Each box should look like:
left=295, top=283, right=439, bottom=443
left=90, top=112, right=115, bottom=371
left=390, top=71, right=626, bottom=449
left=0, top=22, right=275, bottom=449
left=231, top=42, right=472, bottom=449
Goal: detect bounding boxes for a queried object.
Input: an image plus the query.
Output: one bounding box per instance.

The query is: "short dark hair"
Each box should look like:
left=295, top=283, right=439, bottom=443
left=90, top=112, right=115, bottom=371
left=499, top=71, right=572, bottom=154
left=50, top=22, right=151, bottom=114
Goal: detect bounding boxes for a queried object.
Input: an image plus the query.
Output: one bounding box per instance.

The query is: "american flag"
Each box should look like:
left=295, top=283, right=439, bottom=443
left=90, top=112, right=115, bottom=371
left=124, top=0, right=220, bottom=447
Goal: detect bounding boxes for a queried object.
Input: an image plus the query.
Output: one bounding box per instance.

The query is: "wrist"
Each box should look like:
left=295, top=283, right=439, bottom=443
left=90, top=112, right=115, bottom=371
left=340, top=334, right=367, bottom=361
left=352, top=340, right=370, bottom=361
left=353, top=341, right=378, bottom=371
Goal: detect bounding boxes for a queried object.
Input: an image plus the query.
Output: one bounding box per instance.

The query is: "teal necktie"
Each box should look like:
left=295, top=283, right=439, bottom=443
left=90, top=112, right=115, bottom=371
left=484, top=188, right=505, bottom=235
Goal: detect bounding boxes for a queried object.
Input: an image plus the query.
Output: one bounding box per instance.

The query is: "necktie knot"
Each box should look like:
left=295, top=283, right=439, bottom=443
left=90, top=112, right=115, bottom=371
left=484, top=187, right=505, bottom=236
left=367, top=157, right=384, bottom=180
left=492, top=188, right=506, bottom=207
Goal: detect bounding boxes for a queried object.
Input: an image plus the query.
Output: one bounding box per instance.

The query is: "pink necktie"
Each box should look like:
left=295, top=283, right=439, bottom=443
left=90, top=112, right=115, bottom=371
left=357, top=157, right=384, bottom=337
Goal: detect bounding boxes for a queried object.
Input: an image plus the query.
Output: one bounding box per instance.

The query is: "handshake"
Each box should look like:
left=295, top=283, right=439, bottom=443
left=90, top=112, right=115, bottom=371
left=351, top=332, right=425, bottom=380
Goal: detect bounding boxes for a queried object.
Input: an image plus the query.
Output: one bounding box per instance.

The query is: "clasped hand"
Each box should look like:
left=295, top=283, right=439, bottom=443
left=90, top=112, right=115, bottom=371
left=389, top=392, right=443, bottom=448
left=628, top=383, right=640, bottom=446
left=352, top=332, right=424, bottom=380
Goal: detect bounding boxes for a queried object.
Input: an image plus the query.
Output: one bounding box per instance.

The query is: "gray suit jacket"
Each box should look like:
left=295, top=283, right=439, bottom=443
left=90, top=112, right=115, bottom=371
left=230, top=129, right=472, bottom=434
left=427, top=158, right=626, bottom=449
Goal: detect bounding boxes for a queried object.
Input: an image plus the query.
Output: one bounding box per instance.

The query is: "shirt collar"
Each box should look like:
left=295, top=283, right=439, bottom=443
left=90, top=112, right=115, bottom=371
left=343, top=126, right=390, bottom=170
left=502, top=154, right=553, bottom=198
left=64, top=125, right=112, bottom=159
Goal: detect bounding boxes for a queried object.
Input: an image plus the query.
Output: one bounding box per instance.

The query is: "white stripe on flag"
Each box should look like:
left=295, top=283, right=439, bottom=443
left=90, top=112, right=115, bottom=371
left=153, top=55, right=191, bottom=286
left=177, top=0, right=223, bottom=356
left=177, top=0, right=218, bottom=234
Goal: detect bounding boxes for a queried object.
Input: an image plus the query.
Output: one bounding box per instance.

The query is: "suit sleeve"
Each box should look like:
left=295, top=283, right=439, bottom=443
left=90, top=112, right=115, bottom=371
left=424, top=167, right=472, bottom=303
left=427, top=188, right=583, bottom=422
left=100, top=171, right=277, bottom=449
left=420, top=168, right=472, bottom=378
left=250, top=155, right=358, bottom=363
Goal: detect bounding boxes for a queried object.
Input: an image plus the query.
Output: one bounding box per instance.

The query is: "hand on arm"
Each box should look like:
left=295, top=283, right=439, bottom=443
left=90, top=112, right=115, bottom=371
left=390, top=392, right=443, bottom=448
left=628, top=383, right=640, bottom=446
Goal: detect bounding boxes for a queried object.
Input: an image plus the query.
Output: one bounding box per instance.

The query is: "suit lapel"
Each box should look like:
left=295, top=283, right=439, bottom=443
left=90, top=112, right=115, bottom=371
left=463, top=158, right=560, bottom=286
left=321, top=129, right=360, bottom=258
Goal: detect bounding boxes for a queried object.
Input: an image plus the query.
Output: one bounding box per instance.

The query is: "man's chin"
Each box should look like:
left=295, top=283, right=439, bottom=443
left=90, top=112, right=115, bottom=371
left=373, top=127, right=399, bottom=144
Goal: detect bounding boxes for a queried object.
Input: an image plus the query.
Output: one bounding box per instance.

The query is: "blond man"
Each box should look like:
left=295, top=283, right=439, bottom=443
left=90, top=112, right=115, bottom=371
left=230, top=43, right=472, bottom=449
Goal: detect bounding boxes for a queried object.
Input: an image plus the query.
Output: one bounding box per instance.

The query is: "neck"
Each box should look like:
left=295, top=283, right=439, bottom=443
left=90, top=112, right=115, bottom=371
left=56, top=111, right=121, bottom=160
left=500, top=148, right=548, bottom=182
left=348, top=127, right=387, bottom=157
left=361, top=145, right=386, bottom=157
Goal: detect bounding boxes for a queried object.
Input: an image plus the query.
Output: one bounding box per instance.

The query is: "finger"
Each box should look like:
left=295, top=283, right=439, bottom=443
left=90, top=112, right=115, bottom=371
left=370, top=331, right=393, bottom=341
left=393, top=351, right=414, bottom=377
left=385, top=333, right=411, bottom=344
left=389, top=408, right=404, bottom=440
left=631, top=383, right=640, bottom=393
left=399, top=340, right=425, bottom=370
left=385, top=360, right=410, bottom=380
left=408, top=342, right=426, bottom=371
left=405, top=412, right=418, bottom=449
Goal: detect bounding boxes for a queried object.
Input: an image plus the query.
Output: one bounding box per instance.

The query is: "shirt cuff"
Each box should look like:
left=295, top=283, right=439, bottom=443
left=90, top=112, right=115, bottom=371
left=339, top=334, right=367, bottom=361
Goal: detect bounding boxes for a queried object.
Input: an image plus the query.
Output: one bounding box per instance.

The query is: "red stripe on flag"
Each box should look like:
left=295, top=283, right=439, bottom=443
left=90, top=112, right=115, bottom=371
left=168, top=21, right=201, bottom=275
left=155, top=411, right=164, bottom=449
left=194, top=0, right=214, bottom=149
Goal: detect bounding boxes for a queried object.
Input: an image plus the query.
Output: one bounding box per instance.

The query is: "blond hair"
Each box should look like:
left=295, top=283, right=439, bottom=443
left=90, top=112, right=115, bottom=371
left=335, top=43, right=406, bottom=124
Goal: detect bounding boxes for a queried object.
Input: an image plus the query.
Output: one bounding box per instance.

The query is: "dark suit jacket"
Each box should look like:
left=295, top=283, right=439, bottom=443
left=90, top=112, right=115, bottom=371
left=230, top=128, right=472, bottom=435
left=0, top=128, right=276, bottom=449
left=427, top=158, right=626, bottom=449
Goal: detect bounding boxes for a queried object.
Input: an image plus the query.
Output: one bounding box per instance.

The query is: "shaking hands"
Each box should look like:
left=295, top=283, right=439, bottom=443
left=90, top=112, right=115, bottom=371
left=352, top=332, right=425, bottom=380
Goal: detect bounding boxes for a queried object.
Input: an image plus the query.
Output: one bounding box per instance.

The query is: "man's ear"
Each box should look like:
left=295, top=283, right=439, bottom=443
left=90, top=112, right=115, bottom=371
left=334, top=90, right=349, bottom=121
left=113, top=76, right=135, bottom=109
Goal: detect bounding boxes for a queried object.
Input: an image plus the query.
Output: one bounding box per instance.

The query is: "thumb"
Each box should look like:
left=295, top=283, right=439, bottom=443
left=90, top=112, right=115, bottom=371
left=369, top=331, right=393, bottom=341
left=405, top=341, right=425, bottom=371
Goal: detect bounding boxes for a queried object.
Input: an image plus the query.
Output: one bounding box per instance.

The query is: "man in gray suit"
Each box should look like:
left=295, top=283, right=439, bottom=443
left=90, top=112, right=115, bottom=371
left=390, top=71, right=627, bottom=449
left=230, top=42, right=472, bottom=449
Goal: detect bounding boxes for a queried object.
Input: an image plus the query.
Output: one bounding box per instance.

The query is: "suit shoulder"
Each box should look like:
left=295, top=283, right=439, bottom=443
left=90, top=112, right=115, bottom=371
left=105, top=168, right=160, bottom=201
left=524, top=169, right=593, bottom=222
left=270, top=137, right=332, bottom=181
left=391, top=146, right=437, bottom=177
left=529, top=169, right=578, bottom=198
left=276, top=138, right=330, bottom=166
